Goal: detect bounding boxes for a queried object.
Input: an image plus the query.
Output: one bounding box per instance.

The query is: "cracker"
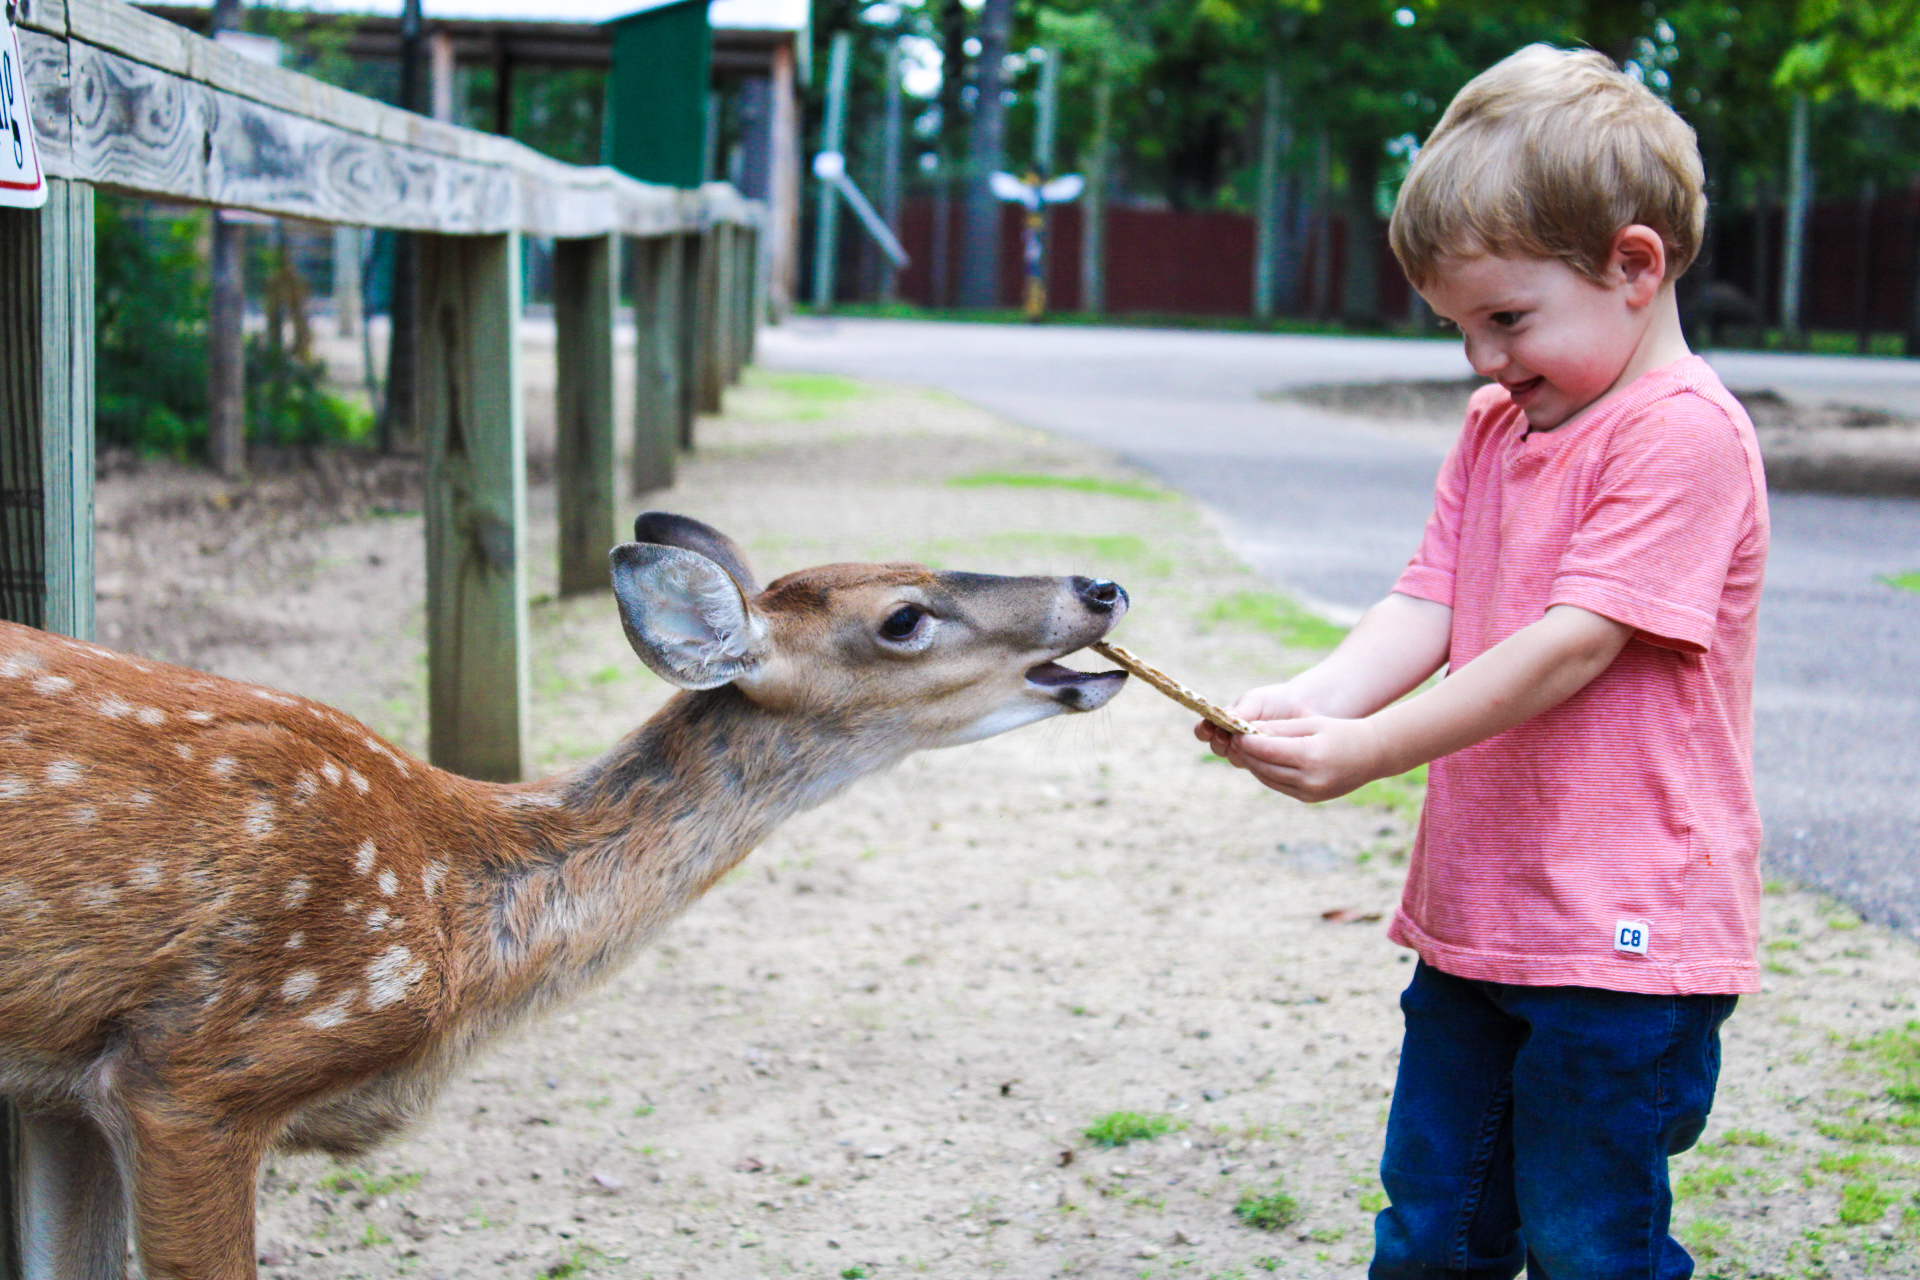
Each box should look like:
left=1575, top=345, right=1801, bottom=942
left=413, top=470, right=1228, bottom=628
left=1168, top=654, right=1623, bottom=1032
left=1092, top=641, right=1255, bottom=736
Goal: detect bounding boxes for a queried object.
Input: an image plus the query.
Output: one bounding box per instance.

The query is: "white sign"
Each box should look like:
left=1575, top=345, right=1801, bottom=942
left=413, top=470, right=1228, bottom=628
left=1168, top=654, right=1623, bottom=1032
left=0, top=13, right=45, bottom=209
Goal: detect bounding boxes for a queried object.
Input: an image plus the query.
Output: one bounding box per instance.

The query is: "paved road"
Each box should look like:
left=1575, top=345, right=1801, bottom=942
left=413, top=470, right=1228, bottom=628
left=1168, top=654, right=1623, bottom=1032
left=760, top=318, right=1920, bottom=930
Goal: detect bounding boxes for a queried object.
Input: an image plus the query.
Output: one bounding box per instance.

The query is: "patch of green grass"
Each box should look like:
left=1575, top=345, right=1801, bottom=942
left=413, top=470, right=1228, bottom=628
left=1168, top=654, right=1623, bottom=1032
left=1882, top=571, right=1920, bottom=594
left=1682, top=1218, right=1729, bottom=1261
left=540, top=1247, right=604, bottom=1280
left=1715, top=1128, right=1780, bottom=1148
left=1346, top=764, right=1429, bottom=820
left=1674, top=1166, right=1738, bottom=1199
left=1358, top=1190, right=1389, bottom=1213
left=318, top=1167, right=424, bottom=1196
left=1252, top=1260, right=1281, bottom=1273
left=1839, top=1179, right=1897, bottom=1225
left=948, top=471, right=1171, bottom=500
left=841, top=1268, right=869, bottom=1279
left=760, top=371, right=864, bottom=403
left=1306, top=1225, right=1346, bottom=1243
left=1202, top=591, right=1348, bottom=651
left=1085, top=1111, right=1179, bottom=1147
left=360, top=1224, right=392, bottom=1246
left=1233, top=1183, right=1300, bottom=1231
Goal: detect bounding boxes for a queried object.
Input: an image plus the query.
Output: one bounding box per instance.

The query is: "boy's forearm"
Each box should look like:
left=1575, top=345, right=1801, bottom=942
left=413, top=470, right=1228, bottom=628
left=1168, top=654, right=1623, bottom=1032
left=1290, top=593, right=1453, bottom=719
left=1368, top=605, right=1632, bottom=775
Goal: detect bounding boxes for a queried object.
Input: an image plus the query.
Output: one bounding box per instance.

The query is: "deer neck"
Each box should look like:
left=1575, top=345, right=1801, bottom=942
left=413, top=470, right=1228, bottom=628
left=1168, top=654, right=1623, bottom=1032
left=460, top=685, right=897, bottom=1023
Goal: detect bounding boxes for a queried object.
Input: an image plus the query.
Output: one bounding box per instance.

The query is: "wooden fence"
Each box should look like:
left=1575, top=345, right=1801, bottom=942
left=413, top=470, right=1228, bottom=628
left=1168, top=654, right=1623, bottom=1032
left=0, top=1, right=765, bottom=1266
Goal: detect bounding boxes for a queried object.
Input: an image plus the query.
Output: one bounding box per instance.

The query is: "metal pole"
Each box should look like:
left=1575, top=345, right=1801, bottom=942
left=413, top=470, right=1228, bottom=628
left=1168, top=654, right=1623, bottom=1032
left=206, top=0, right=246, bottom=477
left=810, top=31, right=851, bottom=313
left=879, top=37, right=904, bottom=303
left=1780, top=94, right=1811, bottom=344
left=1081, top=73, right=1110, bottom=314
left=1253, top=66, right=1283, bottom=322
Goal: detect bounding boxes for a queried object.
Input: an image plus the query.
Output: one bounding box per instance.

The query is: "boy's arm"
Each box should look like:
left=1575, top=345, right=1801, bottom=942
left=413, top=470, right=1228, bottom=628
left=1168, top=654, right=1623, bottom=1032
left=1202, top=592, right=1454, bottom=731
left=1220, top=604, right=1632, bottom=802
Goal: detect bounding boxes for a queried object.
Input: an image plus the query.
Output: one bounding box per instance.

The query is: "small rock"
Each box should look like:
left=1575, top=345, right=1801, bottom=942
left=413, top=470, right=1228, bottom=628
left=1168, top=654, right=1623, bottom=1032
left=673, top=1218, right=696, bottom=1235
left=1202, top=1088, right=1226, bottom=1102
left=1136, top=1245, right=1162, bottom=1259
left=862, top=1145, right=892, bottom=1159
left=1057, top=1148, right=1075, bottom=1166
left=590, top=1171, right=623, bottom=1192
left=256, top=1247, right=291, bottom=1267
left=1171, top=1229, right=1196, bottom=1246
left=732, top=1156, right=766, bottom=1173
left=826, top=1238, right=841, bottom=1249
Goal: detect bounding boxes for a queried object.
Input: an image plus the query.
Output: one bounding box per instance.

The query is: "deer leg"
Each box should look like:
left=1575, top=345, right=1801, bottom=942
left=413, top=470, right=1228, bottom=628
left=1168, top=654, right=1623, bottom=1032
left=121, top=1102, right=267, bottom=1280
left=16, top=1109, right=133, bottom=1280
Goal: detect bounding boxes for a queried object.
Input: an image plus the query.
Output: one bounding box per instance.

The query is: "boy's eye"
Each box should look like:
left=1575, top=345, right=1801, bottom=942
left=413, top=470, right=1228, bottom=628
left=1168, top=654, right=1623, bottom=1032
left=1490, top=311, right=1523, bottom=327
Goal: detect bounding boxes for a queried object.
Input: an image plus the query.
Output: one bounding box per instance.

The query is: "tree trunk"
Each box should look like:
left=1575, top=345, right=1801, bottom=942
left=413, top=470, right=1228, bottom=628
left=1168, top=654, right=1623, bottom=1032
left=1780, top=94, right=1811, bottom=344
left=1080, top=74, right=1111, bottom=315
left=958, top=0, right=1013, bottom=308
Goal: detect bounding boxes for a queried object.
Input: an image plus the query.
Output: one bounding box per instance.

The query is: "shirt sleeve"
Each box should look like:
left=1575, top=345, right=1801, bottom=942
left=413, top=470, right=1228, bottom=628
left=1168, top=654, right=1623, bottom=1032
left=1549, top=393, right=1756, bottom=654
left=1392, top=385, right=1505, bottom=608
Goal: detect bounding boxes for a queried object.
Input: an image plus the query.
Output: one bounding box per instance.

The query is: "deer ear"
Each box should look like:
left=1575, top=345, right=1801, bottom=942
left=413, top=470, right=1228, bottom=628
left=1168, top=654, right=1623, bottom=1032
left=609, top=543, right=767, bottom=690
left=632, top=512, right=760, bottom=595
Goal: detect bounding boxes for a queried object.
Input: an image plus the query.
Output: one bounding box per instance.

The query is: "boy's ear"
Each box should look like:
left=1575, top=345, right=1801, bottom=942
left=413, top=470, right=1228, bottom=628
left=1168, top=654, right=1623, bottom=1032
left=608, top=542, right=767, bottom=690
left=1612, top=224, right=1669, bottom=303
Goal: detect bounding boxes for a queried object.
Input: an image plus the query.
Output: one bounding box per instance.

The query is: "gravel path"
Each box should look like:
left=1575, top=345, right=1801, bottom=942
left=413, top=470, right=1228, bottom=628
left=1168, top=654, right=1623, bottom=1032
left=94, top=369, right=1920, bottom=1280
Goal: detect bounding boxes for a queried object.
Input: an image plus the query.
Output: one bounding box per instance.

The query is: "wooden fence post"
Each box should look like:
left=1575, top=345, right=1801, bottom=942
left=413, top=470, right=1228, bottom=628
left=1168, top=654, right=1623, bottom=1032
left=677, top=231, right=706, bottom=446
left=0, top=176, right=96, bottom=1280
left=631, top=236, right=682, bottom=495
left=694, top=227, right=724, bottom=416
left=553, top=234, right=620, bottom=597
left=738, top=225, right=761, bottom=370
left=420, top=232, right=529, bottom=783
left=711, top=222, right=738, bottom=390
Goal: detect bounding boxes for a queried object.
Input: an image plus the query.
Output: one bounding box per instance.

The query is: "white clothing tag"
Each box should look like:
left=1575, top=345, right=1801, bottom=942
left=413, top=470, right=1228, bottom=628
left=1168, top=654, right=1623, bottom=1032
left=0, top=13, right=45, bottom=209
left=1614, top=918, right=1651, bottom=957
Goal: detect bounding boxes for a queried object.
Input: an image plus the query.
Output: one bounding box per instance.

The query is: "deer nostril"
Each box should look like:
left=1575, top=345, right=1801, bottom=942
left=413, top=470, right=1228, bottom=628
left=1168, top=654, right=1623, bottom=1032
left=1073, top=577, right=1126, bottom=613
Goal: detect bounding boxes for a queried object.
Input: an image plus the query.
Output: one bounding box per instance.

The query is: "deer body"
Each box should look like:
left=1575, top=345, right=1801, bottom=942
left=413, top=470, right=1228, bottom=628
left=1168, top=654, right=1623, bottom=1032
left=0, top=515, right=1128, bottom=1279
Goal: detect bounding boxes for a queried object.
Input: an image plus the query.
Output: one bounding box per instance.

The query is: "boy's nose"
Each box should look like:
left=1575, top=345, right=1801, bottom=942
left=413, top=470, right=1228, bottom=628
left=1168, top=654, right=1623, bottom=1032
left=1463, top=335, right=1508, bottom=378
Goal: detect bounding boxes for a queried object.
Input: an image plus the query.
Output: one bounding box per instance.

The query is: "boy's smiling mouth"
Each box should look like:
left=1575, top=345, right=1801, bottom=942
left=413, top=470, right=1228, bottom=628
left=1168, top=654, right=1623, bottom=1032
left=1503, top=374, right=1547, bottom=405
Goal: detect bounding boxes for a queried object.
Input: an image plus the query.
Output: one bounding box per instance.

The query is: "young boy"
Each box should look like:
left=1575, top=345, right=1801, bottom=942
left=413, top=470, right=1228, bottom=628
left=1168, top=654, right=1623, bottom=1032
left=1199, top=45, right=1767, bottom=1278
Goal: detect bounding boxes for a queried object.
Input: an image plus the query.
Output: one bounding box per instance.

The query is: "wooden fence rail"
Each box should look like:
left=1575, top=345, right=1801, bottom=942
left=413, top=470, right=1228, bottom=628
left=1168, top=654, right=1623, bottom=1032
left=0, top=1, right=766, bottom=1268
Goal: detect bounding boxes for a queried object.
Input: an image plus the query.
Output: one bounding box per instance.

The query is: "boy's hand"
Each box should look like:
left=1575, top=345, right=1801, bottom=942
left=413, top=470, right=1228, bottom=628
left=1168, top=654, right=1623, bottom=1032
left=1217, top=716, right=1395, bottom=803
left=1193, top=682, right=1319, bottom=756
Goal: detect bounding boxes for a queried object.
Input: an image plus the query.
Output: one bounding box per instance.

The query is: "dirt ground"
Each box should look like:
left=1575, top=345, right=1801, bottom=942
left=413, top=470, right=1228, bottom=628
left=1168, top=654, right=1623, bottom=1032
left=1280, top=377, right=1920, bottom=498
left=92, top=359, right=1920, bottom=1280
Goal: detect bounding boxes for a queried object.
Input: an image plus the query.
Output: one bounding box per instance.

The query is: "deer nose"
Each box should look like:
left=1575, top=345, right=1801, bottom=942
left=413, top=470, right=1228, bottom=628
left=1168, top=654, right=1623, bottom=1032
left=1072, top=577, right=1127, bottom=614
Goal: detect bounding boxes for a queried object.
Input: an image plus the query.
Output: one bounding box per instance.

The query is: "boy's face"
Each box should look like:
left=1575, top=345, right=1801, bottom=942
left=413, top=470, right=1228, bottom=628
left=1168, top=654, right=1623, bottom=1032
left=1419, top=246, right=1656, bottom=431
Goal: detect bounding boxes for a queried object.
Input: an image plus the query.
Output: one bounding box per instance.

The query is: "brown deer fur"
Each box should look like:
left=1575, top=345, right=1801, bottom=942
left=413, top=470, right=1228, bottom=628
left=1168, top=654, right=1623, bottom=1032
left=0, top=514, right=1128, bottom=1280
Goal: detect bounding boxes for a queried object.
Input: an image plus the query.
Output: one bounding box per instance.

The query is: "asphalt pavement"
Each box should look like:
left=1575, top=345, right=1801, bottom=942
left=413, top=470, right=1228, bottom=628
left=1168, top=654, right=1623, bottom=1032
left=759, top=318, right=1920, bottom=931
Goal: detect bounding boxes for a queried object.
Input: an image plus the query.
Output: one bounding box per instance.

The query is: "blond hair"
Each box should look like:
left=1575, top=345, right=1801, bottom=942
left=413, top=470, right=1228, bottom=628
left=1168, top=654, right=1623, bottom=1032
left=1389, top=44, right=1706, bottom=289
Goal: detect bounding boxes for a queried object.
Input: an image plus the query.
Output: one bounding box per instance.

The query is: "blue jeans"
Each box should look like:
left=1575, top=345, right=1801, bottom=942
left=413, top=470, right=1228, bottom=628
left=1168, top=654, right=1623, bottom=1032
left=1371, top=962, right=1736, bottom=1280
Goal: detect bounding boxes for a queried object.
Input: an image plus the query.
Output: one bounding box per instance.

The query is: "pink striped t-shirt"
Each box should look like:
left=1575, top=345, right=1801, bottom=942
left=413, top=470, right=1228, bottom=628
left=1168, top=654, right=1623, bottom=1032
left=1387, top=355, right=1769, bottom=996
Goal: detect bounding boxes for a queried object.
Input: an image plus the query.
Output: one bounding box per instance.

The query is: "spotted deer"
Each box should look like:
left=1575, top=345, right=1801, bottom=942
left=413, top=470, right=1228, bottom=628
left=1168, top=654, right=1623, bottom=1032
left=0, top=513, right=1129, bottom=1280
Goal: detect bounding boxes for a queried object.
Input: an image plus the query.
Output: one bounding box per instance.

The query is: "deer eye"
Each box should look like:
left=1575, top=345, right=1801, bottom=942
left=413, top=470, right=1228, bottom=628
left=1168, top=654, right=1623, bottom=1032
left=880, top=605, right=924, bottom=641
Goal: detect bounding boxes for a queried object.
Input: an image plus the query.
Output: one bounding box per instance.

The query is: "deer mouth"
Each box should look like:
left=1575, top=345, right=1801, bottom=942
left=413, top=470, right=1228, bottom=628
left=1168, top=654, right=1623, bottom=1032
left=1025, top=659, right=1127, bottom=711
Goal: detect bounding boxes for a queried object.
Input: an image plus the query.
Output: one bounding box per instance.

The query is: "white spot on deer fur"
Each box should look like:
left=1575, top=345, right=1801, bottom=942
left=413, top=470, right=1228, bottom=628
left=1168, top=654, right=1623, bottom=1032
left=342, top=899, right=362, bottom=915
left=320, top=760, right=343, bottom=787
left=45, top=760, right=81, bottom=787
left=0, top=650, right=43, bottom=677
left=0, top=775, right=26, bottom=801
left=71, top=805, right=97, bottom=826
left=209, top=756, right=237, bottom=779
left=286, top=931, right=304, bottom=950
left=294, top=772, right=319, bottom=802
left=249, top=689, right=296, bottom=707
left=186, top=710, right=214, bottom=724
left=31, top=675, right=73, bottom=696
left=365, top=945, right=425, bottom=1009
left=347, top=768, right=370, bottom=794
left=280, top=970, right=318, bottom=1002
left=377, top=869, right=398, bottom=897
left=77, top=884, right=115, bottom=911
left=422, top=861, right=447, bottom=899
left=363, top=737, right=411, bottom=777
left=135, top=706, right=165, bottom=727
left=354, top=840, right=377, bottom=875
left=303, top=991, right=355, bottom=1029
left=281, top=877, right=311, bottom=910
left=172, top=741, right=195, bottom=762
left=244, top=798, right=275, bottom=839
left=366, top=906, right=400, bottom=932
left=129, top=791, right=152, bottom=806
left=132, top=864, right=162, bottom=890
left=97, top=695, right=132, bottom=719
left=498, top=791, right=564, bottom=809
